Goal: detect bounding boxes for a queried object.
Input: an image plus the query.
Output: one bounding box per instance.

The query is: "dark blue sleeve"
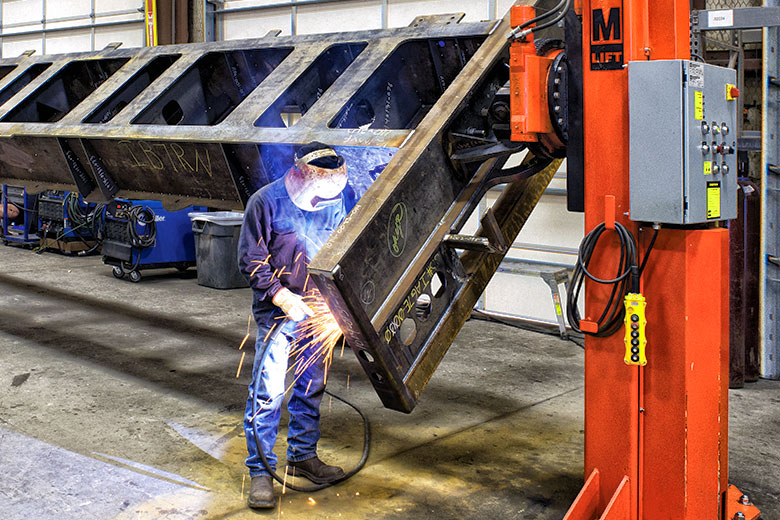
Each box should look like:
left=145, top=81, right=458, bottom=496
left=237, top=192, right=284, bottom=302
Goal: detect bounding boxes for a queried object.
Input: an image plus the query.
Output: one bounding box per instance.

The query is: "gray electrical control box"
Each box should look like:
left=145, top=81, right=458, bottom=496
left=629, top=60, right=738, bottom=224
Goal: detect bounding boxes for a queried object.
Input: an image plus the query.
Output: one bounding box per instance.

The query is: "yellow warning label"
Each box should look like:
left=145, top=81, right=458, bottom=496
left=707, top=181, right=721, bottom=219
left=704, top=161, right=712, bottom=175
left=695, top=91, right=704, bottom=120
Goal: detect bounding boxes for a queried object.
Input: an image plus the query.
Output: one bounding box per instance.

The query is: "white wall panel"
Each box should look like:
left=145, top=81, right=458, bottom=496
left=45, top=31, right=92, bottom=54
left=95, top=0, right=141, bottom=13
left=2, top=0, right=42, bottom=26
left=1, top=35, right=42, bottom=57
left=46, top=0, right=91, bottom=20
left=387, top=0, right=489, bottom=28
left=222, top=9, right=292, bottom=39
left=94, top=24, right=143, bottom=49
left=297, top=1, right=382, bottom=35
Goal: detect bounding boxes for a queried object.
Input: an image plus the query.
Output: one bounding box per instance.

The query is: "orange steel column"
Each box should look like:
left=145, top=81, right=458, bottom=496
left=568, top=0, right=734, bottom=519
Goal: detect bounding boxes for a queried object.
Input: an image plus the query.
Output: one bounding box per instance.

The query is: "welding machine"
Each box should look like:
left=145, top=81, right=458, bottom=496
left=37, top=191, right=103, bottom=255
left=102, top=199, right=207, bottom=282
left=1, top=185, right=39, bottom=246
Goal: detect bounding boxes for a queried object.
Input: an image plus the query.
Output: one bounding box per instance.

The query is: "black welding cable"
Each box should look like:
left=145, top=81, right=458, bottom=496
left=251, top=318, right=370, bottom=492
left=64, top=193, right=104, bottom=255
left=566, top=222, right=638, bottom=337
left=128, top=205, right=156, bottom=249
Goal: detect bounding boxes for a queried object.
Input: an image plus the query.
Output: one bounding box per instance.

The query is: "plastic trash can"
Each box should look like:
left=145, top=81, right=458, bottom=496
left=189, top=211, right=249, bottom=289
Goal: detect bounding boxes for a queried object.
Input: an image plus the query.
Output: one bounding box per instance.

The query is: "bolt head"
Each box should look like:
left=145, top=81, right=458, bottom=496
left=739, top=494, right=751, bottom=505
left=733, top=512, right=746, bottom=520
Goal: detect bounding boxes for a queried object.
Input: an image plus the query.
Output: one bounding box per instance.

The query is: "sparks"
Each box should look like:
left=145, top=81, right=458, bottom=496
left=236, top=351, right=247, bottom=378
left=238, top=314, right=252, bottom=350
left=284, top=290, right=344, bottom=393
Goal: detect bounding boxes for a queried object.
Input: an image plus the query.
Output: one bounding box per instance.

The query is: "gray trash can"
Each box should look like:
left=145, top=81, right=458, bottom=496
left=189, top=211, right=249, bottom=289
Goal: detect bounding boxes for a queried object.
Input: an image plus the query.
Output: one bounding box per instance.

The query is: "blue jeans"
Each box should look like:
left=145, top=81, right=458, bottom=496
left=244, top=320, right=326, bottom=477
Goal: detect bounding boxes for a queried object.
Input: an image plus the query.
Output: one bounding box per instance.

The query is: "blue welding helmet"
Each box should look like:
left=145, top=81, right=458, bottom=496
left=287, top=142, right=348, bottom=212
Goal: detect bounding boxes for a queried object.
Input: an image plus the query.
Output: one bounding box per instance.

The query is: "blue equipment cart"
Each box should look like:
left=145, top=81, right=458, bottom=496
left=2, top=185, right=39, bottom=246
left=37, top=191, right=102, bottom=254
left=102, top=199, right=207, bottom=282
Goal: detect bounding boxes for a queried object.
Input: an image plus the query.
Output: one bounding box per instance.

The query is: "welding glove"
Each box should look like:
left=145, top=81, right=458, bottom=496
left=272, top=287, right=314, bottom=322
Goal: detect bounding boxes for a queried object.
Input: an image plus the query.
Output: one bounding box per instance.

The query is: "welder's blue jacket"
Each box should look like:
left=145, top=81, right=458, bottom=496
left=238, top=178, right=347, bottom=328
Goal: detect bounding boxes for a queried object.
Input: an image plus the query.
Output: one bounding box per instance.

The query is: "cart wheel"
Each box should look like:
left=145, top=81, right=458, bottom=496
left=176, top=265, right=189, bottom=272
left=128, top=270, right=142, bottom=283
left=112, top=266, right=124, bottom=279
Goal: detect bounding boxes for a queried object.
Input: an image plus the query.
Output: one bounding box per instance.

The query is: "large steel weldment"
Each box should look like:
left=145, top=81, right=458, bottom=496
left=309, top=5, right=566, bottom=413
left=0, top=15, right=498, bottom=208
left=0, top=3, right=564, bottom=413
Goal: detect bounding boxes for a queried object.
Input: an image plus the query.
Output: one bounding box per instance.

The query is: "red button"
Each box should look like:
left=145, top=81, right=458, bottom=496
left=730, top=87, right=740, bottom=98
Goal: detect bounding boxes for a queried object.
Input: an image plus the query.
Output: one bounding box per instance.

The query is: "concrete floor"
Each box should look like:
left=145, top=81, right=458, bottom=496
left=0, top=243, right=776, bottom=520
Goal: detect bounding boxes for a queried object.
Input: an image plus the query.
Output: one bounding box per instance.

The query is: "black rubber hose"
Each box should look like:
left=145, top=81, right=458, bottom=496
left=251, top=318, right=370, bottom=492
left=566, top=222, right=638, bottom=337
left=128, top=205, right=156, bottom=249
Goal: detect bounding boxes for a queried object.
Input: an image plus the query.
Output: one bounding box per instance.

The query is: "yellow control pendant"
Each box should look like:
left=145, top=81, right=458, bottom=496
left=624, top=293, right=647, bottom=366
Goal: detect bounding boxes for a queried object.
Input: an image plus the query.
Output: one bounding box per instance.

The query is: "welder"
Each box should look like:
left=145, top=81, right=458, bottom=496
left=237, top=142, right=349, bottom=509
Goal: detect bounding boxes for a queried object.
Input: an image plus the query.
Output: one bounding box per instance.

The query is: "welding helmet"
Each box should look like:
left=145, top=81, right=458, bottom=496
left=286, top=142, right=348, bottom=212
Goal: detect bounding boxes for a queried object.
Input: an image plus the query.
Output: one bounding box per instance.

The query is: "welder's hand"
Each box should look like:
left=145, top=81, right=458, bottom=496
left=272, top=288, right=314, bottom=322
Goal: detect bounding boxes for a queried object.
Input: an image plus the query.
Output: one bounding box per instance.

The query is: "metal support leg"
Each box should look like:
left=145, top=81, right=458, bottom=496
left=541, top=271, right=568, bottom=339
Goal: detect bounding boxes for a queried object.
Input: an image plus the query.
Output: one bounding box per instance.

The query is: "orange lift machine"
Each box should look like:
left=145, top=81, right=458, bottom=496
left=509, top=1, right=760, bottom=519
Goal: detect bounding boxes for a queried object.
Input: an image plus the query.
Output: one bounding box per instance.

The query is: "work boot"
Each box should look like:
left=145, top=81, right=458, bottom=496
left=247, top=475, right=275, bottom=509
left=287, top=456, right=345, bottom=484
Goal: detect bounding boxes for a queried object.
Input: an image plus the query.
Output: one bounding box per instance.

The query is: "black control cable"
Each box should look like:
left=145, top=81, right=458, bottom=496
left=251, top=318, right=370, bottom=492
left=508, top=0, right=571, bottom=40
left=566, top=223, right=659, bottom=337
